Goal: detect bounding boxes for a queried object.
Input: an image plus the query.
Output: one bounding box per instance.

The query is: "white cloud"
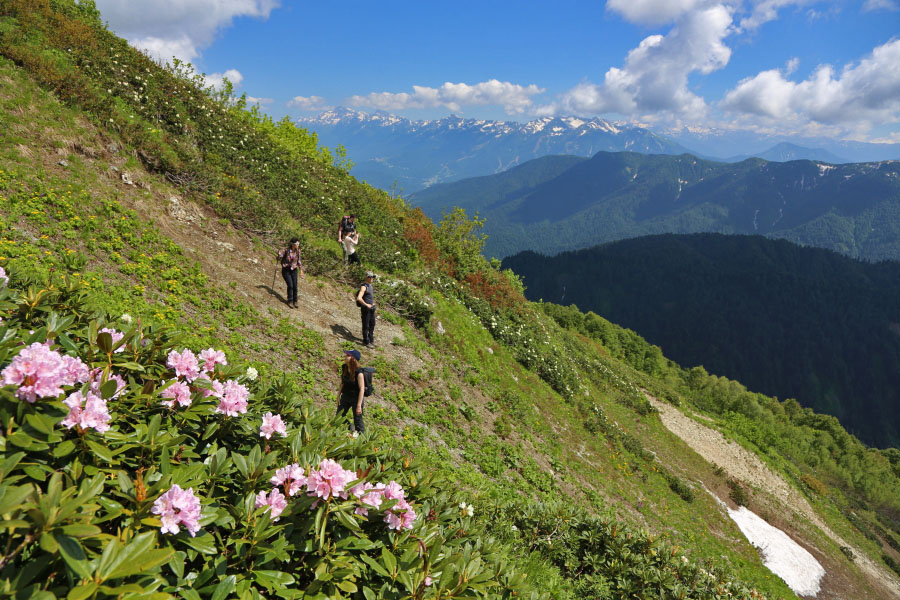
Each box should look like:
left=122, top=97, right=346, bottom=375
left=95, top=0, right=279, bottom=63
left=348, top=80, right=544, bottom=114
left=739, top=0, right=815, bottom=31
left=204, top=69, right=243, bottom=91
left=863, top=0, right=899, bottom=11
left=542, top=4, right=733, bottom=119
left=287, top=96, right=331, bottom=111
left=606, top=0, right=704, bottom=25
left=720, top=38, right=900, bottom=131
left=246, top=96, right=274, bottom=105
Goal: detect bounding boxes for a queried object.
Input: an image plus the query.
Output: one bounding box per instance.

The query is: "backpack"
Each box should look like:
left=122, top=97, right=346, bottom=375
left=340, top=217, right=356, bottom=235
left=360, top=366, right=375, bottom=397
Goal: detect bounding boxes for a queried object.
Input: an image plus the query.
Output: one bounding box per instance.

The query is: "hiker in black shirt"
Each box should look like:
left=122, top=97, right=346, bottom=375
left=336, top=349, right=365, bottom=434
left=356, top=271, right=376, bottom=348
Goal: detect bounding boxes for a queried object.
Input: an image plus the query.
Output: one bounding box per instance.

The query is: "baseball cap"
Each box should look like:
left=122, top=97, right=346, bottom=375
left=344, top=349, right=361, bottom=360
left=365, top=271, right=376, bottom=279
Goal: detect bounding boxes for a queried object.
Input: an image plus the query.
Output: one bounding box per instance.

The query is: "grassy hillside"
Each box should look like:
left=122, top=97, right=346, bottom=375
left=1, top=2, right=899, bottom=598
left=503, top=233, right=900, bottom=448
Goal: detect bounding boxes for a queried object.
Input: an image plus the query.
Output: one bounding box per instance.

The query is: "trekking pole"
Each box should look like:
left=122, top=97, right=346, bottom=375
left=272, top=266, right=277, bottom=290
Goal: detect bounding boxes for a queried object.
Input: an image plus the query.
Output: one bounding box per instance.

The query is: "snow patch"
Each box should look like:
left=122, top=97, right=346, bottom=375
left=817, top=163, right=835, bottom=176
left=726, top=506, right=825, bottom=597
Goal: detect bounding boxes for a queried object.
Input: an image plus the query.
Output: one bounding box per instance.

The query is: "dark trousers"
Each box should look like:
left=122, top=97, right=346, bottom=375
left=348, top=251, right=360, bottom=265
left=336, top=396, right=365, bottom=433
left=360, top=307, right=375, bottom=344
left=282, top=267, right=298, bottom=303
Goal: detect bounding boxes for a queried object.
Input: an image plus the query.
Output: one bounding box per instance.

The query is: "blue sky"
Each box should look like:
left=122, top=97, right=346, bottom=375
left=95, top=0, right=900, bottom=142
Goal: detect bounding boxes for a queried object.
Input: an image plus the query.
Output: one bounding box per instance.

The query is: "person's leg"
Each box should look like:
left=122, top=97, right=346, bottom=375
left=353, top=401, right=365, bottom=433
left=281, top=267, right=293, bottom=304
left=365, top=309, right=375, bottom=345
left=342, top=243, right=348, bottom=265
left=360, top=308, right=368, bottom=343
left=336, top=398, right=353, bottom=429
left=349, top=252, right=360, bottom=265
left=289, top=269, right=298, bottom=304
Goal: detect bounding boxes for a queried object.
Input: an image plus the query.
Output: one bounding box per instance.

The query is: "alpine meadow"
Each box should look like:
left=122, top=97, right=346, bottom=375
left=0, top=2, right=899, bottom=600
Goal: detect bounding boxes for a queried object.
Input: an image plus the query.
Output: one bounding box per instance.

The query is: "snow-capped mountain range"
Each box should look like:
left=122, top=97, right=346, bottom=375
left=297, top=108, right=690, bottom=193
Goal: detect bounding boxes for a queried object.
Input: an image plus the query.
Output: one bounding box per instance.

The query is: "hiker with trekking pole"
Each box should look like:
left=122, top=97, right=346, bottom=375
left=276, top=237, right=303, bottom=308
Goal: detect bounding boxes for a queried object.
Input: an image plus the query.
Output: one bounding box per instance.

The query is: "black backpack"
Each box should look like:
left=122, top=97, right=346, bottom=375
left=340, top=217, right=356, bottom=235
left=360, top=367, right=375, bottom=397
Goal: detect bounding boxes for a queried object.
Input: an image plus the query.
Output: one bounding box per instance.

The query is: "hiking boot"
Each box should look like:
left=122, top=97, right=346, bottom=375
left=292, top=302, right=299, bottom=308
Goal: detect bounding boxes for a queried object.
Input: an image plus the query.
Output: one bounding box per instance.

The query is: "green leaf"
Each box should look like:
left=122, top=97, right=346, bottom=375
left=60, top=524, right=102, bottom=538
left=182, top=531, right=217, bottom=554
left=100, top=379, right=119, bottom=400
left=107, top=548, right=173, bottom=579
left=253, top=570, right=295, bottom=588
left=336, top=580, right=358, bottom=594
left=0, top=483, right=34, bottom=514
left=97, top=331, right=113, bottom=354
left=54, top=533, right=93, bottom=580
left=118, top=361, right=146, bottom=372
left=86, top=440, right=113, bottom=463
left=360, top=555, right=389, bottom=578
left=362, top=586, right=376, bottom=600
left=168, top=551, right=186, bottom=579
left=25, top=413, right=54, bottom=435
left=211, top=575, right=237, bottom=600
left=381, top=546, right=397, bottom=576
left=67, top=582, right=99, bottom=600
left=53, top=439, right=77, bottom=458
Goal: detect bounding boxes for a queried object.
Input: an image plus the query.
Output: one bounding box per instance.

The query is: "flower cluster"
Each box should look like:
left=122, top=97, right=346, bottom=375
left=214, top=380, right=249, bottom=416
left=1, top=342, right=89, bottom=403
left=152, top=484, right=202, bottom=537
left=264, top=459, right=417, bottom=531
left=255, top=488, right=288, bottom=521
left=61, top=390, right=111, bottom=433
left=198, top=348, right=227, bottom=372
left=160, top=379, right=192, bottom=408
left=260, top=412, right=286, bottom=439
left=166, top=348, right=200, bottom=382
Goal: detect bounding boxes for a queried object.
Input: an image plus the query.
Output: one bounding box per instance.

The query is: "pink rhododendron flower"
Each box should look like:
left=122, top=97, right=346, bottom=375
left=306, top=458, right=358, bottom=500
left=385, top=498, right=417, bottom=531
left=351, top=482, right=384, bottom=516
left=425, top=576, right=432, bottom=586
left=214, top=380, right=249, bottom=416
left=255, top=488, right=288, bottom=521
left=152, top=484, right=202, bottom=537
left=260, top=412, right=286, bottom=439
left=160, top=379, right=192, bottom=408
left=99, top=327, right=125, bottom=353
left=1, top=342, right=88, bottom=403
left=0, top=266, right=7, bottom=287
left=61, top=390, right=111, bottom=433
left=271, top=463, right=307, bottom=496
left=198, top=348, right=227, bottom=372
left=382, top=480, right=405, bottom=501
left=166, top=349, right=200, bottom=382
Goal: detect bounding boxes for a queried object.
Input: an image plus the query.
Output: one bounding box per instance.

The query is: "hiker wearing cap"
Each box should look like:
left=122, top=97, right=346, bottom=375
left=338, top=214, right=357, bottom=265
left=336, top=349, right=365, bottom=434
left=276, top=237, right=303, bottom=308
left=356, top=271, right=376, bottom=348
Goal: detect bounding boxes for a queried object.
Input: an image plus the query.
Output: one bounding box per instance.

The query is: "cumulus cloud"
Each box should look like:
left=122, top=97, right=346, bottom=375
left=204, top=69, right=243, bottom=91
left=246, top=96, right=274, bottom=105
left=720, top=38, right=900, bottom=131
left=606, top=0, right=705, bottom=26
left=863, top=0, right=899, bottom=11
left=95, top=0, right=279, bottom=63
left=739, top=0, right=815, bottom=31
left=287, top=96, right=331, bottom=111
left=542, top=5, right=732, bottom=119
left=348, top=80, right=544, bottom=114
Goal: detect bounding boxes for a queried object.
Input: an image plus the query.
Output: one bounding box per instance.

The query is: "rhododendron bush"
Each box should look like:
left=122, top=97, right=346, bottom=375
left=0, top=275, right=537, bottom=599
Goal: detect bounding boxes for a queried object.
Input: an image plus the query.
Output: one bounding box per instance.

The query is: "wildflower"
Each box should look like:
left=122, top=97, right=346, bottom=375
left=99, top=328, right=125, bottom=353
left=385, top=498, right=417, bottom=531
left=271, top=463, right=307, bottom=496
left=245, top=366, right=258, bottom=381
left=151, top=484, right=202, bottom=537
left=0, top=266, right=6, bottom=287
left=198, top=348, right=227, bottom=372
left=255, top=488, right=287, bottom=521
left=382, top=481, right=405, bottom=501
left=2, top=342, right=88, bottom=403
left=88, top=368, right=127, bottom=399
left=166, top=348, right=200, bottom=381
left=214, top=380, right=249, bottom=416
left=425, top=576, right=433, bottom=586
left=61, top=390, right=111, bottom=433
left=120, top=313, right=133, bottom=323
left=306, top=459, right=357, bottom=501
left=351, top=482, right=384, bottom=516
left=260, top=412, right=286, bottom=439
left=160, top=379, right=192, bottom=408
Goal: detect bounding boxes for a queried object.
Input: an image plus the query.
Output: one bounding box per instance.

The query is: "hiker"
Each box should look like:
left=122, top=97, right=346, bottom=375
left=342, top=228, right=361, bottom=265
left=337, top=213, right=357, bottom=264
left=336, top=349, right=365, bottom=434
left=276, top=237, right=303, bottom=308
left=356, top=271, right=376, bottom=347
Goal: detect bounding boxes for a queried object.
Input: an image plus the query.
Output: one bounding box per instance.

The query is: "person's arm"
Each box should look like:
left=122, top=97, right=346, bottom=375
left=298, top=251, right=304, bottom=277
left=356, top=285, right=368, bottom=307
left=356, top=372, right=365, bottom=414
left=338, top=222, right=344, bottom=242
left=337, top=378, right=343, bottom=408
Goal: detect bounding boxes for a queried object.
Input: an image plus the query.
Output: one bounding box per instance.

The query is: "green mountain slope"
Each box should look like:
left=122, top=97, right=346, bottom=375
left=409, top=151, right=900, bottom=260
left=503, top=233, right=900, bottom=448
left=1, top=2, right=899, bottom=598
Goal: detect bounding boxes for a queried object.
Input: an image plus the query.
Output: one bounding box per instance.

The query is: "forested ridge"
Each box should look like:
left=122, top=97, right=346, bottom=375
left=504, top=233, right=900, bottom=448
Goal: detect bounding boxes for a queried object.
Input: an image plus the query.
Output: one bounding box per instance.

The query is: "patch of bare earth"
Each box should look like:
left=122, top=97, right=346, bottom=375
left=646, top=394, right=900, bottom=600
